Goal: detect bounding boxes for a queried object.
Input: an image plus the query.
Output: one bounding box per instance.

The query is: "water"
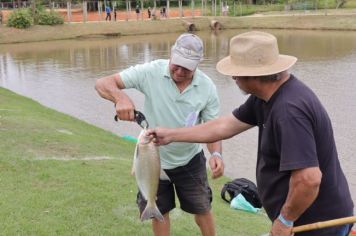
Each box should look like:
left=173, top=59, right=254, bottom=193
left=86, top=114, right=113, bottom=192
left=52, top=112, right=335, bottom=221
left=1, top=29, right=356, bottom=205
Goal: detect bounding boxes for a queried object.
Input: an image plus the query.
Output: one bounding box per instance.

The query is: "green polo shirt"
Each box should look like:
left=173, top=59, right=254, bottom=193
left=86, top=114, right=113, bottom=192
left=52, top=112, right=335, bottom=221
left=120, top=59, right=220, bottom=169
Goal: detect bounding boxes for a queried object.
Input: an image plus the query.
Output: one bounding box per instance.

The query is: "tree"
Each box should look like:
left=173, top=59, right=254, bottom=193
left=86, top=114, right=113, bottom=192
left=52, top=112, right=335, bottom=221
left=336, top=0, right=347, bottom=8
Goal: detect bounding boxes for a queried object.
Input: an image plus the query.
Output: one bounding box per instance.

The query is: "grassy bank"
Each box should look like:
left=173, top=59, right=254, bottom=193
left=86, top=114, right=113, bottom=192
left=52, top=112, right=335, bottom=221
left=0, top=87, right=270, bottom=235
left=2, top=12, right=356, bottom=44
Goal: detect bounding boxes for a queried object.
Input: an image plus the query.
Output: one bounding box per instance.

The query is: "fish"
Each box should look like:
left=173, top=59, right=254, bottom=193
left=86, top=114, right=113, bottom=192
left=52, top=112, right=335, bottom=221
left=133, top=128, right=164, bottom=222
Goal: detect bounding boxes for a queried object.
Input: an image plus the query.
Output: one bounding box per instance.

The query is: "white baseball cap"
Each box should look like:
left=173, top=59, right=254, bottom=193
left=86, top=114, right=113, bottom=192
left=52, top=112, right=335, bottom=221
left=170, top=33, right=204, bottom=71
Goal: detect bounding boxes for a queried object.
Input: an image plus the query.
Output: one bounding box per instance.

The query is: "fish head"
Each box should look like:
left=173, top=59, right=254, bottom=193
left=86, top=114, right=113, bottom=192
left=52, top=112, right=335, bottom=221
left=137, top=128, right=153, bottom=145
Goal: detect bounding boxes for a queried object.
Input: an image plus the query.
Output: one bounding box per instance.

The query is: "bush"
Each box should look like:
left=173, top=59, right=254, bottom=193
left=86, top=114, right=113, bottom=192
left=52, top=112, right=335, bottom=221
left=38, top=10, right=64, bottom=25
left=7, top=9, right=32, bottom=29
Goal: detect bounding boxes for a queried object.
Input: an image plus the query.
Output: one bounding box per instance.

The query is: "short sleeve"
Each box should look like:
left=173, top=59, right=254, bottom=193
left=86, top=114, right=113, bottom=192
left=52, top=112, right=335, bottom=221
left=200, top=85, right=220, bottom=122
left=233, top=95, right=258, bottom=126
left=277, top=117, right=319, bottom=171
left=120, top=63, right=151, bottom=93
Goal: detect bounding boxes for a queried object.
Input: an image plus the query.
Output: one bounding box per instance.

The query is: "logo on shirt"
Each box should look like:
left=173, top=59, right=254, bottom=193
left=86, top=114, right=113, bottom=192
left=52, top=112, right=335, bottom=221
left=185, top=111, right=198, bottom=127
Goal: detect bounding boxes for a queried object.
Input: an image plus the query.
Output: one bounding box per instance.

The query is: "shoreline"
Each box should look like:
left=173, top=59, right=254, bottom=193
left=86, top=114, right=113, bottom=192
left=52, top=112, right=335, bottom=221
left=2, top=13, right=356, bottom=44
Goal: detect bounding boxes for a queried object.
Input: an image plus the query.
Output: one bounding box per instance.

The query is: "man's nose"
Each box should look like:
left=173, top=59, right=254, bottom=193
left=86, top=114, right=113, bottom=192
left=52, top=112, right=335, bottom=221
left=176, top=67, right=186, bottom=74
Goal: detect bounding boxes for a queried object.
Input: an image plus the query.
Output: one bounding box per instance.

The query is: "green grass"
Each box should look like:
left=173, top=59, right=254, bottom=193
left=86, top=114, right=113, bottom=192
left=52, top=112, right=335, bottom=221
left=0, top=87, right=270, bottom=235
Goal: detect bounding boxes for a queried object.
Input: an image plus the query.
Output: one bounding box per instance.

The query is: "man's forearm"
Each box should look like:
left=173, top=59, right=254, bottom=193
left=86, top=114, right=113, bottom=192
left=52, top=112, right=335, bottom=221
left=171, top=119, right=225, bottom=143
left=95, top=73, right=124, bottom=103
left=280, top=167, right=322, bottom=221
left=171, top=115, right=252, bottom=144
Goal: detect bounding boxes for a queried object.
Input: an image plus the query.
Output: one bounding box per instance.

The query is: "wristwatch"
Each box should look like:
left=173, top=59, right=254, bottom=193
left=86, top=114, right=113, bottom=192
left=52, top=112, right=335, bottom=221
left=211, top=151, right=222, bottom=159
left=278, top=213, right=294, bottom=227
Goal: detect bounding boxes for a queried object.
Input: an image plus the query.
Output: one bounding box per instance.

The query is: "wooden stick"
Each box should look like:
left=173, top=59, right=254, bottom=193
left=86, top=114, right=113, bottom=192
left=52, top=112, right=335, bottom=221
left=292, top=216, right=356, bottom=233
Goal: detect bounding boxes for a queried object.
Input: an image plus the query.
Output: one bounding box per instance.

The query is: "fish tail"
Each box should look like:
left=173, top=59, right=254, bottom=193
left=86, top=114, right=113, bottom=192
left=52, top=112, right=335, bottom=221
left=140, top=205, right=164, bottom=222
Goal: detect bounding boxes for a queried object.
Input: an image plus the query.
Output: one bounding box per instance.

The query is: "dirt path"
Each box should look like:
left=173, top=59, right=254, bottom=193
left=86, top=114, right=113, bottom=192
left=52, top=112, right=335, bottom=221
left=63, top=8, right=201, bottom=22
left=1, top=8, right=201, bottom=23
left=2, top=12, right=356, bottom=44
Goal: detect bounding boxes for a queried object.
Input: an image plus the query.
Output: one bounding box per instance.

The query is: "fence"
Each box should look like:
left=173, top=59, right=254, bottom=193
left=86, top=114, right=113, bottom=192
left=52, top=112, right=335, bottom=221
left=0, top=0, right=226, bottom=23
left=0, top=0, right=337, bottom=23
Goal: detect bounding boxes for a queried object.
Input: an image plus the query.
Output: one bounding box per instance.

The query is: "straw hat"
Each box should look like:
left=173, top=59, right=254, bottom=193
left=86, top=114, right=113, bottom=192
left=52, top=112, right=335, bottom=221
left=216, top=31, right=297, bottom=76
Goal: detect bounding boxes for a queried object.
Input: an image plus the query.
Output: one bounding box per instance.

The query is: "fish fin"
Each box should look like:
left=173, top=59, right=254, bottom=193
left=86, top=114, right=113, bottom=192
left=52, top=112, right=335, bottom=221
left=132, top=144, right=139, bottom=176
left=140, top=205, right=164, bottom=222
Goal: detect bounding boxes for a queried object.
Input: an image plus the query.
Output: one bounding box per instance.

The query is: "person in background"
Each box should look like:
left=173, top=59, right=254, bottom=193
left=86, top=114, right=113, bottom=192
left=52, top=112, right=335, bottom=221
left=114, top=9, right=117, bottom=21
left=162, top=6, right=167, bottom=18
left=95, top=33, right=224, bottom=236
left=222, top=3, right=229, bottom=16
left=151, top=7, right=157, bottom=19
left=148, top=31, right=354, bottom=236
left=105, top=5, right=111, bottom=21
left=147, top=6, right=151, bottom=19
left=135, top=5, right=140, bottom=20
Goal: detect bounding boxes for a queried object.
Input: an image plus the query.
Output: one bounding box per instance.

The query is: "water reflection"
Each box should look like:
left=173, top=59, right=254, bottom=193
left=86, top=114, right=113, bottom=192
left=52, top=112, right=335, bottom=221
left=1, top=29, right=356, bottom=205
left=2, top=29, right=356, bottom=72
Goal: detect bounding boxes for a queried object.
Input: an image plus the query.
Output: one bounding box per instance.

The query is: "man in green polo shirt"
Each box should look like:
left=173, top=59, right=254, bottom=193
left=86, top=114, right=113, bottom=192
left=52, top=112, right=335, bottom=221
left=95, top=33, right=224, bottom=236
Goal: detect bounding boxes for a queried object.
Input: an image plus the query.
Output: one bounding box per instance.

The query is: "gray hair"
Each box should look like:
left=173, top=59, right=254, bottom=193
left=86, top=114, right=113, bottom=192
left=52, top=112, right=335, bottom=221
left=257, top=73, right=282, bottom=82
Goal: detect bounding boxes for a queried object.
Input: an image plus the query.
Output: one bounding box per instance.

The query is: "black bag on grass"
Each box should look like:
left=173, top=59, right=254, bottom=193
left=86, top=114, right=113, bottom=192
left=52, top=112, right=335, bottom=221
left=221, top=178, right=262, bottom=208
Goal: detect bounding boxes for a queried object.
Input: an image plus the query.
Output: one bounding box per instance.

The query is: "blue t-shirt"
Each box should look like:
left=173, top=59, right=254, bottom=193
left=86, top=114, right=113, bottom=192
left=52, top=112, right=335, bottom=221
left=233, top=75, right=353, bottom=235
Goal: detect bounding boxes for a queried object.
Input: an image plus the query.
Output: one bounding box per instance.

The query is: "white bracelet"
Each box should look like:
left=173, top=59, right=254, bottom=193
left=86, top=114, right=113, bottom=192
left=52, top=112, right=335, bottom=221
left=211, top=151, right=222, bottom=159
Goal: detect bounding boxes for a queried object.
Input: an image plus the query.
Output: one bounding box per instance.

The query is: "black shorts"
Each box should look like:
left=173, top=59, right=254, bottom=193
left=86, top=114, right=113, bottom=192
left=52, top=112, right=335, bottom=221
left=137, top=150, right=212, bottom=215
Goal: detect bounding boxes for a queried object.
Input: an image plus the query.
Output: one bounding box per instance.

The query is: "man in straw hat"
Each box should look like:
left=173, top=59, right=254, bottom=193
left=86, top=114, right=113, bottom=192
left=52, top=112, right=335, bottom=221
left=95, top=33, right=224, bottom=236
left=147, top=31, right=354, bottom=235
